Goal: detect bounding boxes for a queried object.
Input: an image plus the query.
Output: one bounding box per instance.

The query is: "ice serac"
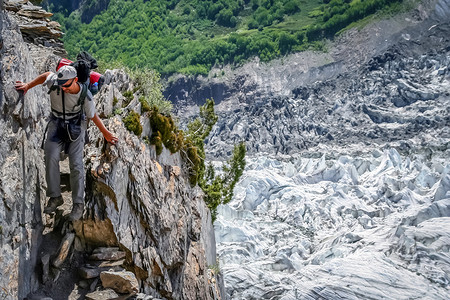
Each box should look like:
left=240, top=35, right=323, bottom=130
left=0, top=2, right=223, bottom=299
left=215, top=151, right=450, bottom=299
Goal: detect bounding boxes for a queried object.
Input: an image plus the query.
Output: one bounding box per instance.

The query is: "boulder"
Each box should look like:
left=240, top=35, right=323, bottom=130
left=100, top=270, right=139, bottom=294
left=19, top=22, right=62, bottom=39
left=85, top=289, right=119, bottom=300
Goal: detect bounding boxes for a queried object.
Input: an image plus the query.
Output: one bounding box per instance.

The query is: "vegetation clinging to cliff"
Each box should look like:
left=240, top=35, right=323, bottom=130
left=183, top=99, right=246, bottom=221
left=123, top=111, right=143, bottom=137
left=127, top=68, right=173, bottom=115
left=149, top=108, right=184, bottom=155
left=185, top=99, right=218, bottom=185
left=202, top=142, right=246, bottom=221
left=118, top=70, right=245, bottom=220
left=144, top=99, right=245, bottom=221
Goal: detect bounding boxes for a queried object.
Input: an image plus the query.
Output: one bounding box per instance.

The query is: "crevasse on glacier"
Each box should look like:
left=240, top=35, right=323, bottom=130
left=215, top=148, right=449, bottom=299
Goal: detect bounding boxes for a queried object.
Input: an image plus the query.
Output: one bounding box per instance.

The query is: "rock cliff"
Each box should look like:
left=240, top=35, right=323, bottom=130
left=0, top=1, right=223, bottom=299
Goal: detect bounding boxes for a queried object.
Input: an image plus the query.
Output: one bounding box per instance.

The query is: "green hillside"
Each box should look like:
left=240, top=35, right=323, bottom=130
left=49, top=0, right=403, bottom=75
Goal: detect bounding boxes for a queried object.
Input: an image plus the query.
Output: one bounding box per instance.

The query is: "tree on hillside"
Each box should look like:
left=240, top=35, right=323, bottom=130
left=278, top=32, right=296, bottom=54
left=202, top=142, right=246, bottom=221
left=186, top=99, right=246, bottom=221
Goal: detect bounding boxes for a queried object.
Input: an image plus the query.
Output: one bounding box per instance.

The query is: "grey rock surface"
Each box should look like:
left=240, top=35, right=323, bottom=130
left=4, top=0, right=65, bottom=55
left=0, top=5, right=48, bottom=299
left=77, top=99, right=222, bottom=298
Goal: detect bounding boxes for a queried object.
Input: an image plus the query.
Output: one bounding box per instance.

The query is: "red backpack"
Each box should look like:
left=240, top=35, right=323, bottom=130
left=56, top=52, right=105, bottom=95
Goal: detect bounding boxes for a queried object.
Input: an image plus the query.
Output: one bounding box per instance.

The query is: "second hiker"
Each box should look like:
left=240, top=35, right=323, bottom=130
left=15, top=65, right=119, bottom=221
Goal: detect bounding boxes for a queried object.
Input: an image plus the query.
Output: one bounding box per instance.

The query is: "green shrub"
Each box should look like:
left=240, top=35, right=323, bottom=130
left=201, top=142, right=246, bottom=221
left=139, top=96, right=151, bottom=112
left=183, top=99, right=246, bottom=221
left=278, top=32, right=297, bottom=54
left=127, top=68, right=172, bottom=115
left=122, top=90, right=134, bottom=107
left=284, top=1, right=301, bottom=14
left=150, top=131, right=163, bottom=155
left=149, top=108, right=184, bottom=155
left=183, top=138, right=202, bottom=185
left=113, top=108, right=123, bottom=116
left=123, top=111, right=142, bottom=136
left=185, top=99, right=218, bottom=184
left=208, top=259, right=221, bottom=275
left=217, top=9, right=236, bottom=27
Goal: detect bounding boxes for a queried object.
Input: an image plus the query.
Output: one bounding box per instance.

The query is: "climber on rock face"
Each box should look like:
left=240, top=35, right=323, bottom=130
left=15, top=65, right=119, bottom=221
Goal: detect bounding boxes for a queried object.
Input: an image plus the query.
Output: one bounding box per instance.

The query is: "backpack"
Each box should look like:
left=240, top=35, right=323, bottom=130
left=56, top=51, right=105, bottom=95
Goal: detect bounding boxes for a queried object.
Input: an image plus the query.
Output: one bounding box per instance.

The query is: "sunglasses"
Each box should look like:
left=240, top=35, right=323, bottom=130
left=61, top=78, right=75, bottom=88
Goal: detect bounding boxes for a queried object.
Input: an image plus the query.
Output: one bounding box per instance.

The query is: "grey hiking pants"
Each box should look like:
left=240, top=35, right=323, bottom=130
left=44, top=119, right=86, bottom=205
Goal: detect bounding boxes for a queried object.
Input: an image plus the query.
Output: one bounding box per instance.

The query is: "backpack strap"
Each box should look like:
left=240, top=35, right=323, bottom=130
left=78, top=82, right=88, bottom=109
left=62, top=90, right=66, bottom=123
left=52, top=83, right=88, bottom=120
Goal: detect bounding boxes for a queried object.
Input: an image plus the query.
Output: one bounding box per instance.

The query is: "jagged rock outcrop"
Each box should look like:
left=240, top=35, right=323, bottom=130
left=68, top=74, right=223, bottom=298
left=1, top=2, right=223, bottom=299
left=4, top=0, right=65, bottom=56
left=0, top=3, right=48, bottom=298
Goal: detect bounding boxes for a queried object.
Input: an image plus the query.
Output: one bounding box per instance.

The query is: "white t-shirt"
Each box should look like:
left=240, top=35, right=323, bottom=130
left=44, top=72, right=96, bottom=119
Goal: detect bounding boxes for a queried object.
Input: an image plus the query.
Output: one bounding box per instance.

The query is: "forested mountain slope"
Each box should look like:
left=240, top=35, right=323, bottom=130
left=44, top=0, right=404, bottom=75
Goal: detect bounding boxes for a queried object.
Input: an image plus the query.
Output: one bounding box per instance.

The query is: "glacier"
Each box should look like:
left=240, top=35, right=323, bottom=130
left=215, top=148, right=450, bottom=299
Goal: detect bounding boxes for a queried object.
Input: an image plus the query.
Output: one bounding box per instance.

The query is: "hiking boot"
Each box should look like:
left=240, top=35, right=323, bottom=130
left=68, top=203, right=84, bottom=221
left=43, top=196, right=64, bottom=214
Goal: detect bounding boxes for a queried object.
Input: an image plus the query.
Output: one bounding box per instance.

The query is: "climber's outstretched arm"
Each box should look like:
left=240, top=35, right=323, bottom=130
left=15, top=72, right=51, bottom=94
left=90, top=113, right=119, bottom=144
